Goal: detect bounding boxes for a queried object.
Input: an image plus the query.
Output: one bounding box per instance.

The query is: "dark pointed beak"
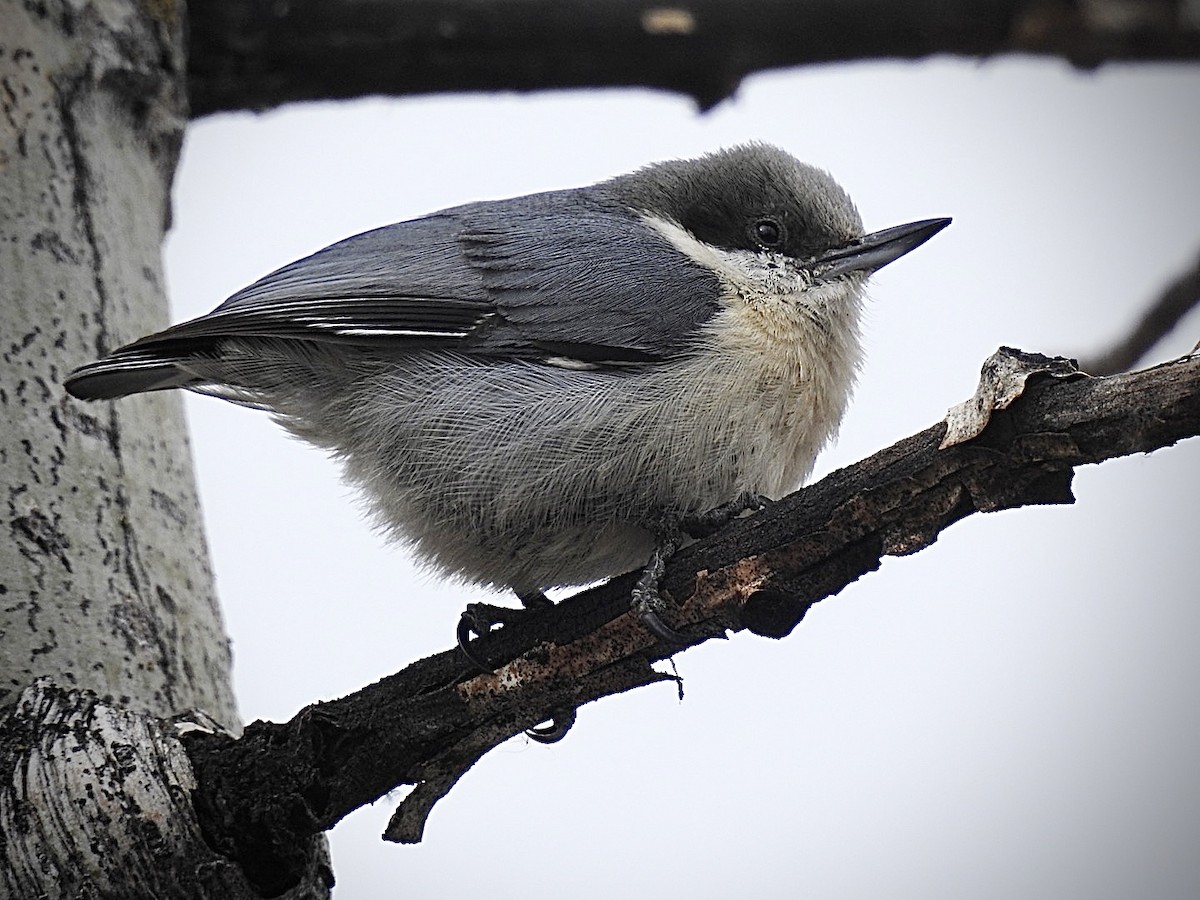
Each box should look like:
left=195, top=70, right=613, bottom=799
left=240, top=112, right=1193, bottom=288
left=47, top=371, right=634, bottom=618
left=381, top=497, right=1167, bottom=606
left=809, top=217, right=951, bottom=280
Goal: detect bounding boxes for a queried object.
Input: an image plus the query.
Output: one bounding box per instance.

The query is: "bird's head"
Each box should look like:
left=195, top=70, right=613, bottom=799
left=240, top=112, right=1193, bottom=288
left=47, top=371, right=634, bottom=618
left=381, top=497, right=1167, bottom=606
left=608, top=143, right=949, bottom=326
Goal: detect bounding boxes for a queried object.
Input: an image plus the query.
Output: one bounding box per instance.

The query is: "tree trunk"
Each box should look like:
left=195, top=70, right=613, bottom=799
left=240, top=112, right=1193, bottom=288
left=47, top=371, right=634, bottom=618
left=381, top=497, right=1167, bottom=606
left=1, top=0, right=235, bottom=728
left=0, top=1, right=329, bottom=894
left=0, top=680, right=332, bottom=898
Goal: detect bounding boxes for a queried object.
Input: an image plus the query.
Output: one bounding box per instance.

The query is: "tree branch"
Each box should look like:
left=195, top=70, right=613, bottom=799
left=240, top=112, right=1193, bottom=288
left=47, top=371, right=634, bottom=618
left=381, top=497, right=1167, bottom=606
left=186, top=0, right=1200, bottom=117
left=1079, top=248, right=1200, bottom=375
left=180, top=346, right=1200, bottom=895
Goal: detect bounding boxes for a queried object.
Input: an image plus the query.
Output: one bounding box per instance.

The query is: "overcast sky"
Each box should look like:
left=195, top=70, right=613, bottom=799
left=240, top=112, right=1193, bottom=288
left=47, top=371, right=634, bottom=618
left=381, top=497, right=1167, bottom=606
left=162, top=57, right=1200, bottom=899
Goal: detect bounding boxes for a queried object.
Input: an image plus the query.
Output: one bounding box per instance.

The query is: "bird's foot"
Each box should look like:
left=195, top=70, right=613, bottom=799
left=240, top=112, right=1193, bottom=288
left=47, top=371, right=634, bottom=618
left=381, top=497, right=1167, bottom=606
left=457, top=590, right=553, bottom=672
left=456, top=592, right=579, bottom=743
left=631, top=539, right=689, bottom=644
left=456, top=603, right=520, bottom=671
left=632, top=492, right=773, bottom=644
left=681, top=491, right=771, bottom=538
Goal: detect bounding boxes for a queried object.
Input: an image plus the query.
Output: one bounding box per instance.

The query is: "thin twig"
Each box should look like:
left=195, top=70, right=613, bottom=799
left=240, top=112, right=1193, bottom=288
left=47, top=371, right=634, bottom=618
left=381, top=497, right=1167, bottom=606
left=1080, top=250, right=1200, bottom=375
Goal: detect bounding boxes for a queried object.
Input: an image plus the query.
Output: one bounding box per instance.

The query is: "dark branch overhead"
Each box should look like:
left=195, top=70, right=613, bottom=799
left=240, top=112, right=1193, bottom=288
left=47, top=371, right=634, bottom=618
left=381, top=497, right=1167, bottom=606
left=186, top=0, right=1200, bottom=117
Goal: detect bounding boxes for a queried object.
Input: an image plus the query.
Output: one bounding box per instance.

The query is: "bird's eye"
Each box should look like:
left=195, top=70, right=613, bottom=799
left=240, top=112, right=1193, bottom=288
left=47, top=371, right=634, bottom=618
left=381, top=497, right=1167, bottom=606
left=752, top=218, right=783, bottom=248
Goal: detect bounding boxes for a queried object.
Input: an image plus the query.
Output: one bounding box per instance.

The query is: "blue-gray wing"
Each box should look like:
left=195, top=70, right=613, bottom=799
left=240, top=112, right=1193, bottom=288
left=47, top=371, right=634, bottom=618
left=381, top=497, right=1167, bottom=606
left=65, top=190, right=724, bottom=399
left=157, top=208, right=494, bottom=346
left=456, top=191, right=723, bottom=362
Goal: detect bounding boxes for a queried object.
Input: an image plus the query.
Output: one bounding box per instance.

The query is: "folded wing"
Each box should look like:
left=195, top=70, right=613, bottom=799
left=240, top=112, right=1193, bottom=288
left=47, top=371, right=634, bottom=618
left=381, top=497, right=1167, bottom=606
left=65, top=190, right=724, bottom=400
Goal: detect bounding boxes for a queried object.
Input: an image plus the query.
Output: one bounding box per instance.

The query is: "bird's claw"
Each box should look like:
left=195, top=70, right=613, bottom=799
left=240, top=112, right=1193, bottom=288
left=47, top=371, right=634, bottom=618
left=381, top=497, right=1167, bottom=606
left=456, top=613, right=495, bottom=672
left=636, top=605, right=689, bottom=644
left=457, top=593, right=554, bottom=672
left=457, top=602, right=522, bottom=671
left=631, top=493, right=772, bottom=644
left=526, top=708, right=578, bottom=744
left=631, top=545, right=689, bottom=644
left=457, top=597, right=580, bottom=743
left=681, top=491, right=772, bottom=538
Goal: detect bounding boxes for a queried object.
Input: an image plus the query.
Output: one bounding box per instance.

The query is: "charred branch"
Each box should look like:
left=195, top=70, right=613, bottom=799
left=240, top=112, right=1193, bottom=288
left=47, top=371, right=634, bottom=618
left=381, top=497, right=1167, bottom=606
left=181, top=347, right=1200, bottom=896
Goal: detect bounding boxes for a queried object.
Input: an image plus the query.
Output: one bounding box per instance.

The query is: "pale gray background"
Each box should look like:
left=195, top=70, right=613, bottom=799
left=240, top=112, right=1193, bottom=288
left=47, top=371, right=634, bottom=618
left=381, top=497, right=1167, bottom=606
left=162, top=59, right=1200, bottom=898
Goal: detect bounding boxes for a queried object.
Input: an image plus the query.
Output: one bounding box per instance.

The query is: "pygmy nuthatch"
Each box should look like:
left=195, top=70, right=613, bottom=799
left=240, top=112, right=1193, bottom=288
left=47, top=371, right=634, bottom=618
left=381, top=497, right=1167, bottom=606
left=67, top=144, right=949, bottom=650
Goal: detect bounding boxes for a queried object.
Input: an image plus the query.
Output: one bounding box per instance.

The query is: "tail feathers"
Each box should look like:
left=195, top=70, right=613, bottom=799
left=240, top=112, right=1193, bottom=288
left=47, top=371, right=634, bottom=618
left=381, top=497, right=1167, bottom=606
left=64, top=350, right=201, bottom=400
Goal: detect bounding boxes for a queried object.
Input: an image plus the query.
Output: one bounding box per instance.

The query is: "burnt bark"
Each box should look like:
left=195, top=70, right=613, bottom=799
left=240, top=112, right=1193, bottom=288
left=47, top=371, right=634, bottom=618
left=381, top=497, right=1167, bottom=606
left=182, top=347, right=1200, bottom=896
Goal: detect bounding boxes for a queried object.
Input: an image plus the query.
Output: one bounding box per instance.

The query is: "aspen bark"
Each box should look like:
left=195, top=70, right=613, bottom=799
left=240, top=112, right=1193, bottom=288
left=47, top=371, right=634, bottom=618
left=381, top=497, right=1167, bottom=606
left=0, top=2, right=330, bottom=895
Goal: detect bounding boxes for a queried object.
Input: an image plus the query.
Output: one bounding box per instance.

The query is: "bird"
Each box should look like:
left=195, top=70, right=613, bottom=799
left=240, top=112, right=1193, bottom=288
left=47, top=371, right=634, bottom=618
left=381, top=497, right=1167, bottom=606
left=66, top=143, right=949, bottom=669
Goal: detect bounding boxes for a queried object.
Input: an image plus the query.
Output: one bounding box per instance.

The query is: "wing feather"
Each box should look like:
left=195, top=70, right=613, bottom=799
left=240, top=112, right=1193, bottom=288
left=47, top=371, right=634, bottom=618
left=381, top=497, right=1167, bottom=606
left=66, top=190, right=726, bottom=400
